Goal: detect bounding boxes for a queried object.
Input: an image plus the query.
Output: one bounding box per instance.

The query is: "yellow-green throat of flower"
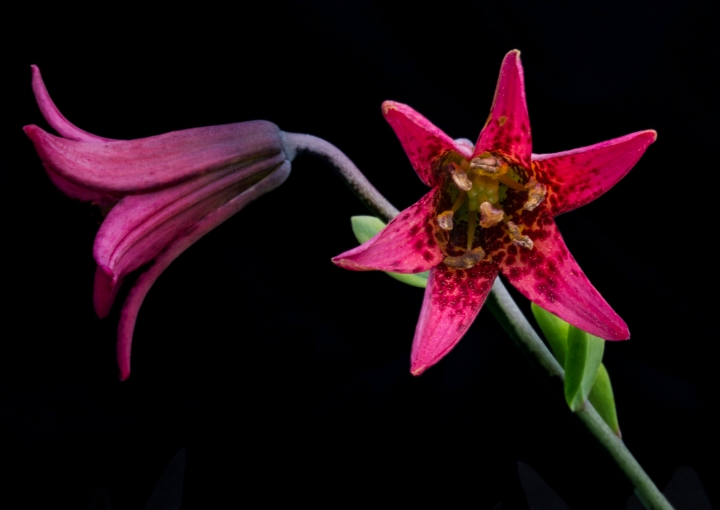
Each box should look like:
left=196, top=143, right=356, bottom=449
left=437, top=151, right=546, bottom=269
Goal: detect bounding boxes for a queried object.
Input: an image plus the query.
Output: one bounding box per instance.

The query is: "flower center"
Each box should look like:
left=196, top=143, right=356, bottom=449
left=436, top=152, right=546, bottom=268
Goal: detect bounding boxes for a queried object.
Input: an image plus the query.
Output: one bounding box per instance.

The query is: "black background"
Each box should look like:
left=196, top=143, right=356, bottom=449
left=5, top=1, right=718, bottom=508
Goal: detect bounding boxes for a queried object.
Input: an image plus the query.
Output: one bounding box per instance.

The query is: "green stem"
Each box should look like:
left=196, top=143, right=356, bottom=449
left=487, top=279, right=672, bottom=510
left=288, top=133, right=673, bottom=510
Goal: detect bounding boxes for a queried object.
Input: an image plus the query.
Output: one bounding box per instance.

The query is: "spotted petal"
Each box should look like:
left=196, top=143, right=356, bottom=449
left=411, top=263, right=499, bottom=375
left=499, top=219, right=628, bottom=340
left=474, top=50, right=532, bottom=167
left=332, top=189, right=444, bottom=273
left=382, top=101, right=471, bottom=187
left=533, top=130, right=657, bottom=216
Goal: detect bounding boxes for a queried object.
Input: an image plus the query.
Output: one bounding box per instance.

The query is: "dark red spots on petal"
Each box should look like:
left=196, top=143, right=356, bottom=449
left=505, top=255, right=516, bottom=265
left=423, top=251, right=433, bottom=261
left=412, top=266, right=423, bottom=273
left=410, top=225, right=420, bottom=236
left=414, top=239, right=424, bottom=251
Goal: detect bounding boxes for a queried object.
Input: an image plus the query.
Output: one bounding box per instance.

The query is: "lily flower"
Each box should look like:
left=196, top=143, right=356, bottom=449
left=25, top=66, right=292, bottom=380
left=333, top=50, right=656, bottom=376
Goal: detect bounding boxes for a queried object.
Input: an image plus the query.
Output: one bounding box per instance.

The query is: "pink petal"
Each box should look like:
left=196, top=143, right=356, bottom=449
left=331, top=190, right=443, bottom=273
left=499, top=219, right=629, bottom=340
left=473, top=50, right=532, bottom=167
left=93, top=153, right=286, bottom=318
left=116, top=161, right=291, bottom=380
left=382, top=101, right=471, bottom=187
left=44, top=164, right=121, bottom=208
left=23, top=121, right=284, bottom=194
left=533, top=130, right=657, bottom=216
left=30, top=65, right=116, bottom=143
left=411, top=263, right=499, bottom=375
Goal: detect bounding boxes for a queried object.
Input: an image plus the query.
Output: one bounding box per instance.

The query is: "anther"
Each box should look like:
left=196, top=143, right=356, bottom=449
left=507, top=221, right=534, bottom=250
left=443, top=247, right=486, bottom=269
left=523, top=179, right=547, bottom=211
left=447, top=163, right=472, bottom=191
left=469, top=154, right=508, bottom=177
left=437, top=210, right=454, bottom=230
left=479, top=201, right=504, bottom=228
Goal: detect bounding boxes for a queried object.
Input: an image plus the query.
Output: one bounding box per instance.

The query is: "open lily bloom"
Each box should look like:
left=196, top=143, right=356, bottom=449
left=333, top=50, right=656, bottom=375
left=25, top=66, right=292, bottom=380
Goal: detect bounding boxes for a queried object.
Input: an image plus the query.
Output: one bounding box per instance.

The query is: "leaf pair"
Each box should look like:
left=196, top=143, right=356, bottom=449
left=532, top=304, right=620, bottom=436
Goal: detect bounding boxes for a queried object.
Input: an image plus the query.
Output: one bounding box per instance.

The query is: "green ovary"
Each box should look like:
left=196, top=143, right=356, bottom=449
left=466, top=174, right=500, bottom=211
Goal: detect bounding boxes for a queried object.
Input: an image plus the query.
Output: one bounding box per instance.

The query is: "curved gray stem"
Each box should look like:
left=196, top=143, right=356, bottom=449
left=288, top=132, right=673, bottom=510
left=283, top=132, right=399, bottom=222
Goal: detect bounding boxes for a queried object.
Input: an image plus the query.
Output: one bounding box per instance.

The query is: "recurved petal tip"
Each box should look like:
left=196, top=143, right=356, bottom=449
left=410, top=364, right=427, bottom=376
left=30, top=65, right=115, bottom=143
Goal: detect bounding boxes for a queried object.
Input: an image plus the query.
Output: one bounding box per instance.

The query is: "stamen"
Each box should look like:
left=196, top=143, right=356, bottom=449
left=451, top=191, right=467, bottom=213
left=466, top=209, right=477, bottom=251
left=523, top=179, right=547, bottom=211
left=479, top=201, right=504, bottom=228
left=443, top=247, right=486, bottom=269
left=507, top=221, right=534, bottom=250
left=469, top=154, right=508, bottom=177
left=450, top=166, right=473, bottom=191
left=437, top=210, right=454, bottom=230
left=498, top=174, right=526, bottom=192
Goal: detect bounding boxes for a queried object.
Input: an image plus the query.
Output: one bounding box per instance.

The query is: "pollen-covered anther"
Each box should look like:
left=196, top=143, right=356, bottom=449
left=443, top=246, right=486, bottom=269
left=523, top=179, right=547, bottom=211
left=437, top=210, right=454, bottom=230
left=507, top=221, right=534, bottom=250
left=479, top=201, right=504, bottom=228
left=469, top=154, right=508, bottom=177
left=450, top=167, right=473, bottom=191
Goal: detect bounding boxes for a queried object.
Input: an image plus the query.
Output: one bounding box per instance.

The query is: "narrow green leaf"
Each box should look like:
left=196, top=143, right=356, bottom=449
left=588, top=363, right=621, bottom=437
left=350, top=215, right=387, bottom=244
left=564, top=326, right=605, bottom=412
left=530, top=303, right=569, bottom=365
left=350, top=216, right=429, bottom=288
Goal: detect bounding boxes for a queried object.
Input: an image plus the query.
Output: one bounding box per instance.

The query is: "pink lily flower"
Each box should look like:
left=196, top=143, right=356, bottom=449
left=25, top=66, right=292, bottom=380
left=333, top=50, right=656, bottom=376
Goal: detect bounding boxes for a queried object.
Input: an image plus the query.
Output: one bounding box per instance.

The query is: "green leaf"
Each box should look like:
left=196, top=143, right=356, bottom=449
left=530, top=303, right=569, bottom=365
left=588, top=363, right=621, bottom=437
left=564, top=326, right=605, bottom=412
left=532, top=304, right=620, bottom=431
left=350, top=215, right=388, bottom=244
left=350, top=216, right=429, bottom=288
